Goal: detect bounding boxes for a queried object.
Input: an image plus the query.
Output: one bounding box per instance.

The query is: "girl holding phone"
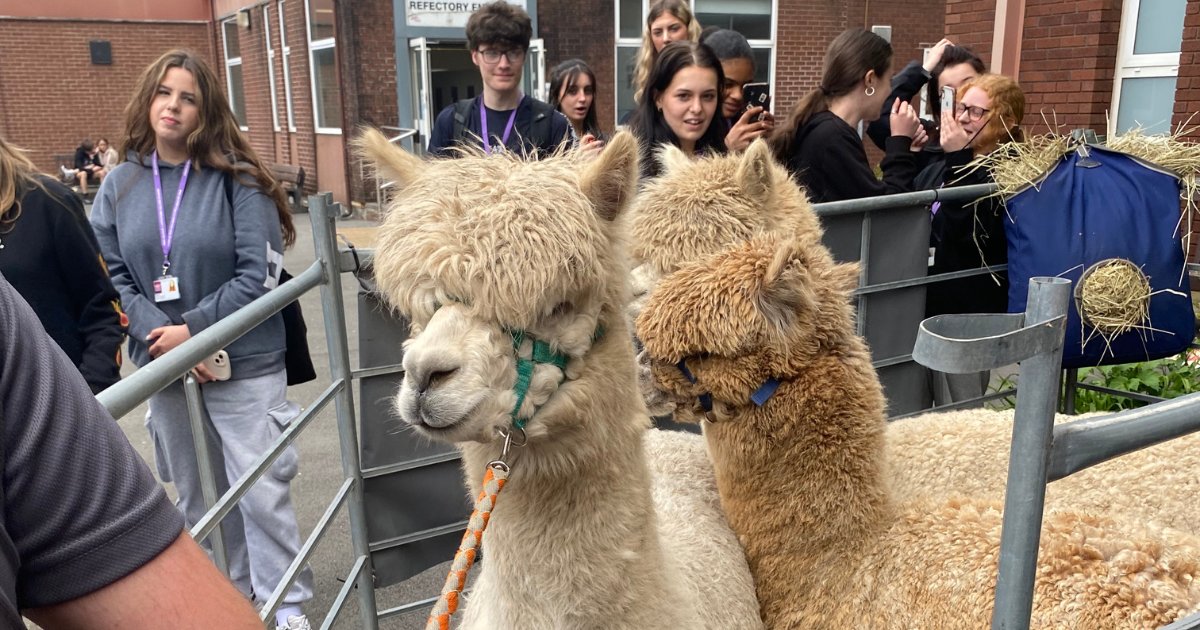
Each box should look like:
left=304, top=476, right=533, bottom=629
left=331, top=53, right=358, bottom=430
left=769, top=28, right=922, bottom=203
left=702, top=28, right=775, bottom=153
left=91, top=49, right=313, bottom=629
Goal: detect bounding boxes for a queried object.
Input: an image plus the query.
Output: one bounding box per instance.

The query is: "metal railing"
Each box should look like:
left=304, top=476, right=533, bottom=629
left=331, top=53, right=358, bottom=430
left=96, top=193, right=379, bottom=629
left=914, top=277, right=1200, bottom=630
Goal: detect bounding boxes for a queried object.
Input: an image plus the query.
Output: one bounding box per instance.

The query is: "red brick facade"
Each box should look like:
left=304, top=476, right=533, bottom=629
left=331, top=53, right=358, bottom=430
left=337, top=0, right=399, bottom=202
left=1175, top=0, right=1200, bottom=141
left=0, top=19, right=211, bottom=173
left=945, top=0, right=1122, bottom=134
left=539, top=0, right=617, bottom=128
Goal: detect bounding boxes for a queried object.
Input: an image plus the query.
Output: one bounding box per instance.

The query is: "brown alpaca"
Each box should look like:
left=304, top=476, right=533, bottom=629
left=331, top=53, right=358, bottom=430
left=356, top=129, right=762, bottom=629
left=636, top=235, right=1200, bottom=628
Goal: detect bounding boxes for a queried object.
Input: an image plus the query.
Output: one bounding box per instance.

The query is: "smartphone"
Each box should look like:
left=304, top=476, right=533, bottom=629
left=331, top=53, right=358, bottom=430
left=199, top=350, right=232, bottom=381
left=742, top=82, right=771, bottom=122
left=940, top=85, right=955, bottom=115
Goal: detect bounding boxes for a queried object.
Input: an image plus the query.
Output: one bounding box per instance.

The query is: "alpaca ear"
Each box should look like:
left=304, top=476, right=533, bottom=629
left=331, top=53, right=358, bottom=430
left=353, top=126, right=424, bottom=195
left=736, top=139, right=774, bottom=206
left=656, top=143, right=692, bottom=175
left=755, top=240, right=815, bottom=333
left=580, top=130, right=639, bottom=222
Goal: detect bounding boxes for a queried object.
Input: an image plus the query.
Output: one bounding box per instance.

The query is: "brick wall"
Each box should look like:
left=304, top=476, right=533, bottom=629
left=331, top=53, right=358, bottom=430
left=0, top=19, right=211, bottom=173
left=1175, top=0, right=1200, bottom=141
left=538, top=0, right=617, bottom=133
left=338, top=0, right=398, bottom=202
left=215, top=1, right=320, bottom=196
left=945, top=0, right=1122, bottom=134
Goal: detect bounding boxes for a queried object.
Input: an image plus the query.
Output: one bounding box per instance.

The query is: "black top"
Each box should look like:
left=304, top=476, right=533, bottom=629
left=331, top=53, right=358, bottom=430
left=866, top=61, right=946, bottom=171
left=0, top=274, right=182, bottom=622
left=924, top=148, right=1009, bottom=317
left=427, top=95, right=571, bottom=157
left=0, top=176, right=125, bottom=392
left=784, top=110, right=918, bottom=203
left=73, top=147, right=100, bottom=171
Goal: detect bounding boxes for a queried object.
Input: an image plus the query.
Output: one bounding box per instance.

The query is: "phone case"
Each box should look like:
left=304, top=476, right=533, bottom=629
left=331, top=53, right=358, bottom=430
left=743, top=83, right=771, bottom=122
left=201, top=350, right=232, bottom=381
left=940, top=86, right=955, bottom=114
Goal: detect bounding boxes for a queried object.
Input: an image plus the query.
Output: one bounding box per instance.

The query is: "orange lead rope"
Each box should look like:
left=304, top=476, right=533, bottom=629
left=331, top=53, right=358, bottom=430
left=425, top=460, right=510, bottom=630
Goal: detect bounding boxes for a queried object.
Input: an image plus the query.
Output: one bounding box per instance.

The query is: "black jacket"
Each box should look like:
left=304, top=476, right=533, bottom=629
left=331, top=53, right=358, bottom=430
left=785, top=110, right=917, bottom=203
left=924, top=149, right=1009, bottom=317
left=866, top=61, right=946, bottom=171
left=0, top=176, right=125, bottom=392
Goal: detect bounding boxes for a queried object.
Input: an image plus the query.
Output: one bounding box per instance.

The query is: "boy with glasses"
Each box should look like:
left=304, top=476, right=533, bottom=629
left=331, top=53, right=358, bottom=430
left=427, top=1, right=571, bottom=156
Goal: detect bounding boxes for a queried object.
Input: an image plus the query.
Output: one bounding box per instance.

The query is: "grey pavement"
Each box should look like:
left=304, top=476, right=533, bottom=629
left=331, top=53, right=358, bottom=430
left=76, top=204, right=450, bottom=629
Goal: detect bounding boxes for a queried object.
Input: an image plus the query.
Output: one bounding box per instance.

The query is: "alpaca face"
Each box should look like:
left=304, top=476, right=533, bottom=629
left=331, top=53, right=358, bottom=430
left=636, top=236, right=858, bottom=417
left=356, top=129, right=640, bottom=444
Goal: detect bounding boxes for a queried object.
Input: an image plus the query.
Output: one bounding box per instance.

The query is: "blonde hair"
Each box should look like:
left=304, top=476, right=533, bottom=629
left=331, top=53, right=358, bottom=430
left=631, top=0, right=701, bottom=103
left=960, top=73, right=1025, bottom=156
left=0, top=136, right=46, bottom=232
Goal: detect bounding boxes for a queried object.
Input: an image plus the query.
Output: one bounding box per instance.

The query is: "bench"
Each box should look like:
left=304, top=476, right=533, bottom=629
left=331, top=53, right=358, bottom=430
left=270, top=163, right=306, bottom=213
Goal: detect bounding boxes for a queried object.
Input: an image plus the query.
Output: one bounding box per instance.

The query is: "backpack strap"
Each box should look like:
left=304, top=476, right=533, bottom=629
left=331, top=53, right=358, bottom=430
left=451, top=98, right=476, bottom=144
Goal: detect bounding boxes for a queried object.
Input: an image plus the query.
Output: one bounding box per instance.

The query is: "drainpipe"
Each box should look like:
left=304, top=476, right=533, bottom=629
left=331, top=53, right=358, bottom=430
left=991, top=0, right=1027, bottom=78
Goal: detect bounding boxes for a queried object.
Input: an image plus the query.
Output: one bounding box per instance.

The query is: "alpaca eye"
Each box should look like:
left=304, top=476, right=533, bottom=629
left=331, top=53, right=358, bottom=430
left=549, top=301, right=571, bottom=318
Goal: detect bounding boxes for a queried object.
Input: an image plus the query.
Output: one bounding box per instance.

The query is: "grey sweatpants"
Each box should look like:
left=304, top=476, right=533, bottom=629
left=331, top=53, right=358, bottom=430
left=147, top=369, right=313, bottom=605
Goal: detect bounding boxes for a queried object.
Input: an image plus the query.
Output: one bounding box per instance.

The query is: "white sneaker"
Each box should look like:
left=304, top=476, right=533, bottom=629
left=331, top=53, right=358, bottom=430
left=277, top=614, right=312, bottom=630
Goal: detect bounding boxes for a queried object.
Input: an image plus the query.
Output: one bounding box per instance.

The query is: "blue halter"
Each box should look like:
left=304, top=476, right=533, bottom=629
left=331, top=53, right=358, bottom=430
left=675, top=358, right=780, bottom=419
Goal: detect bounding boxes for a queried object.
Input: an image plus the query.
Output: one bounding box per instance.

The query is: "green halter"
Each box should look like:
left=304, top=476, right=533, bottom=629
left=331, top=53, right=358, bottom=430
left=506, top=326, right=604, bottom=429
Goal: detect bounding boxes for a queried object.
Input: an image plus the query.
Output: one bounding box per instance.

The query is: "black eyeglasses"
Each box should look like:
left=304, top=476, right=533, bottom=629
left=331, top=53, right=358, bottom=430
left=478, top=48, right=526, bottom=64
left=954, top=102, right=991, bottom=122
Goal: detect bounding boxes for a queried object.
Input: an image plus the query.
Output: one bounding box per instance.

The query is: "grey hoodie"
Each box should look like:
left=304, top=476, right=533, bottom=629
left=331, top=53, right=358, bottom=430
left=91, top=151, right=285, bottom=379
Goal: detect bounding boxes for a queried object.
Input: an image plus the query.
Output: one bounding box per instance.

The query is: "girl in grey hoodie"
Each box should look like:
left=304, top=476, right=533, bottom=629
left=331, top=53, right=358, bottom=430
left=91, top=49, right=313, bottom=630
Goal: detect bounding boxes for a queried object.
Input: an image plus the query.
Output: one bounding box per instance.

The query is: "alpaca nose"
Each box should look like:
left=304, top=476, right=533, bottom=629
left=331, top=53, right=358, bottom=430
left=408, top=363, right=460, bottom=394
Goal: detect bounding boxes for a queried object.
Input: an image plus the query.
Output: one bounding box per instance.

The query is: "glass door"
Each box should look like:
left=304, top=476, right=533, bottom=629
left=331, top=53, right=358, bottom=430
left=409, top=37, right=433, bottom=152
left=524, top=38, right=547, bottom=102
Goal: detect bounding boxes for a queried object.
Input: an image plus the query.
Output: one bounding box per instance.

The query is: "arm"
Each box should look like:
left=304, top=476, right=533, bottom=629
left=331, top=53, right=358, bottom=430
left=180, top=184, right=280, bottom=334
left=809, top=123, right=913, bottom=201
left=866, top=61, right=931, bottom=150
left=25, top=533, right=261, bottom=629
left=878, top=135, right=920, bottom=195
left=54, top=193, right=125, bottom=393
left=90, top=177, right=172, bottom=343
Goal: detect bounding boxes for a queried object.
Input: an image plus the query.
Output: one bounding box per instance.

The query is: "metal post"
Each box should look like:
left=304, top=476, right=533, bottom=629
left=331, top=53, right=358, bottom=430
left=856, top=213, right=872, bottom=337
left=183, top=374, right=229, bottom=577
left=309, top=193, right=380, bottom=628
left=1062, top=368, right=1078, bottom=414
left=991, top=277, right=1071, bottom=630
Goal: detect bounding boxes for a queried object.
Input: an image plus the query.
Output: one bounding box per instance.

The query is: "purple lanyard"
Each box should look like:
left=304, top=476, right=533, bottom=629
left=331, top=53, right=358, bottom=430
left=152, top=150, right=192, bottom=274
left=480, top=98, right=519, bottom=155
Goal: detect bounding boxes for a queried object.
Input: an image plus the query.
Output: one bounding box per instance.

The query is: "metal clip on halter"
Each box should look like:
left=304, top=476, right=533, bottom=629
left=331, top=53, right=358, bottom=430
left=488, top=425, right=527, bottom=474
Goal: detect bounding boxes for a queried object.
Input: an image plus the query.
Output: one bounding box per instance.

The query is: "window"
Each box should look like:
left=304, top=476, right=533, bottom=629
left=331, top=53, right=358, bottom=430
left=305, top=0, right=341, bottom=133
left=264, top=6, right=280, bottom=131
left=222, top=18, right=248, bottom=129
left=1111, top=0, right=1187, bottom=135
left=279, top=1, right=296, bottom=131
left=613, top=0, right=775, bottom=124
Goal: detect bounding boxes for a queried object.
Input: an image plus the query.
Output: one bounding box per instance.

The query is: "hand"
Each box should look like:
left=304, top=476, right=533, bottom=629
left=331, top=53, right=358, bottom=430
left=147, top=324, right=192, bottom=358
left=910, top=125, right=929, bottom=152
left=725, top=107, right=776, bottom=153
left=889, top=99, right=921, bottom=140
left=922, top=38, right=954, bottom=73
left=939, top=109, right=972, bottom=152
left=191, top=362, right=217, bottom=384
left=579, top=134, right=606, bottom=159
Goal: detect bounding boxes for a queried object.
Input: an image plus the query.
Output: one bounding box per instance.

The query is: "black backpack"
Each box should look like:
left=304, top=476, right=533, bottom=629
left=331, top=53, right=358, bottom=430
left=451, top=96, right=559, bottom=153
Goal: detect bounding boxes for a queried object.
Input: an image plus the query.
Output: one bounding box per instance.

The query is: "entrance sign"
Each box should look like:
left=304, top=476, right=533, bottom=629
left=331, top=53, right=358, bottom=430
left=405, top=0, right=527, bottom=27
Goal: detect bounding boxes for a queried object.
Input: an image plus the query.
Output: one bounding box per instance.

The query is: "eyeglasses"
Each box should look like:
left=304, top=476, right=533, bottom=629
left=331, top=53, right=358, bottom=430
left=478, top=48, right=526, bottom=64
left=954, top=102, right=991, bottom=122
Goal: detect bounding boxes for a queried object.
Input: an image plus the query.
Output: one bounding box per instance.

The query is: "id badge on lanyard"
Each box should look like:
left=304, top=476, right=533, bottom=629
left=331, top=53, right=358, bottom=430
left=152, top=151, right=191, bottom=303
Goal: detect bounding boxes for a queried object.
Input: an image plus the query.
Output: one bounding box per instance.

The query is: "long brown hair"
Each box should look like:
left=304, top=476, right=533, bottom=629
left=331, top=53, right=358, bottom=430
left=632, top=0, right=701, bottom=103
left=769, top=29, right=892, bottom=163
left=121, top=49, right=295, bottom=247
left=962, top=73, right=1025, bottom=156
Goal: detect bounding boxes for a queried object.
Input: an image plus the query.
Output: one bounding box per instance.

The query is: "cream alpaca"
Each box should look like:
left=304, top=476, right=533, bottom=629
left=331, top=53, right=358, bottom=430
left=888, top=408, right=1200, bottom=535
left=356, top=129, right=762, bottom=630
left=637, top=232, right=1200, bottom=628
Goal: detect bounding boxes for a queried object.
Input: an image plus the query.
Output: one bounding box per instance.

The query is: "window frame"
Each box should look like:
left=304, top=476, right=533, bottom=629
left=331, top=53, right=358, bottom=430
left=264, top=5, right=281, bottom=132
left=1110, top=0, right=1185, bottom=136
left=612, top=0, right=777, bottom=127
left=304, top=0, right=341, bottom=134
left=221, top=17, right=249, bottom=131
left=278, top=1, right=297, bottom=132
